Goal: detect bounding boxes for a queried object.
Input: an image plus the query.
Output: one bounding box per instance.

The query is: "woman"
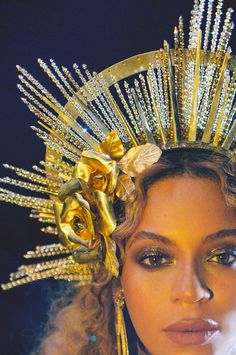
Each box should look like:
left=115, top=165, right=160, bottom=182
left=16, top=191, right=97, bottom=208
left=1, top=0, right=236, bottom=354
left=34, top=148, right=236, bottom=355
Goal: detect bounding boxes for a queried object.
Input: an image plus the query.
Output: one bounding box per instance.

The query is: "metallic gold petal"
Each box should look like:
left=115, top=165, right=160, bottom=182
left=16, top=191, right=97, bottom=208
left=54, top=201, right=75, bottom=248
left=73, top=161, right=93, bottom=182
left=116, top=175, right=135, bottom=201
left=94, top=190, right=116, bottom=236
left=118, top=143, right=162, bottom=177
left=81, top=150, right=115, bottom=175
left=96, top=130, right=125, bottom=160
left=58, top=178, right=82, bottom=200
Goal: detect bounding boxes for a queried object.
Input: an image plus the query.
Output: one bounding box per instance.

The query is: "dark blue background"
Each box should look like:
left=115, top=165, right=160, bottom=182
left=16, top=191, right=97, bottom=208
left=0, top=0, right=235, bottom=354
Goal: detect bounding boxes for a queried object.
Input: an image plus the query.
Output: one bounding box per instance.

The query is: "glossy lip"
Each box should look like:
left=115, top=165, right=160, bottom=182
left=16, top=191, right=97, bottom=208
left=163, top=318, right=220, bottom=346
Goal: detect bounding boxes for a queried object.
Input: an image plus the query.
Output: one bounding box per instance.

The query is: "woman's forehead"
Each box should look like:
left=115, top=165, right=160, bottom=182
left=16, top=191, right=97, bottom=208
left=147, top=175, right=222, bottom=205
left=131, top=176, right=236, bottom=247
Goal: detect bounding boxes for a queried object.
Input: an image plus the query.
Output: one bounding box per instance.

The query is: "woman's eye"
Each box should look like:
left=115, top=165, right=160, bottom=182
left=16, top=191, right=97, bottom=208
left=136, top=250, right=173, bottom=269
left=206, top=249, right=236, bottom=267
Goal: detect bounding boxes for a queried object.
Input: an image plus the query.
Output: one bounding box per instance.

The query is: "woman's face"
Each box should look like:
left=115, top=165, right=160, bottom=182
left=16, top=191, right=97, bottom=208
left=121, top=176, right=236, bottom=355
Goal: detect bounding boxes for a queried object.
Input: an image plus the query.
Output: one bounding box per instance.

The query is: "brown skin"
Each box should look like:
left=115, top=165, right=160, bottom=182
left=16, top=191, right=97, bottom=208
left=121, top=176, right=236, bottom=355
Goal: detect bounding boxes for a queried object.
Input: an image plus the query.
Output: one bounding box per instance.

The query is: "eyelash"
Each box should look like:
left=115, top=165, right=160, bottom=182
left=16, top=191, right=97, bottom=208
left=136, top=249, right=174, bottom=269
left=206, top=248, right=236, bottom=267
left=136, top=247, right=236, bottom=269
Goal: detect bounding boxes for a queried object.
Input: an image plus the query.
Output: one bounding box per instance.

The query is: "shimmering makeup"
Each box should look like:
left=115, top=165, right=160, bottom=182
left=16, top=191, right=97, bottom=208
left=132, top=242, right=236, bottom=270
left=205, top=245, right=236, bottom=268
left=135, top=247, right=174, bottom=269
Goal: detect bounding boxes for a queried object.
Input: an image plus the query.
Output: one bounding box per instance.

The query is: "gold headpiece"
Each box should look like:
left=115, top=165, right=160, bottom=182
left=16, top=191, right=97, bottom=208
left=1, top=0, right=236, bottom=290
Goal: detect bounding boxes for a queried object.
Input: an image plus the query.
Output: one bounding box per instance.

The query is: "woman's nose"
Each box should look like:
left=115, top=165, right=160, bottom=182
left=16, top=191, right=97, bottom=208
left=171, top=262, right=213, bottom=305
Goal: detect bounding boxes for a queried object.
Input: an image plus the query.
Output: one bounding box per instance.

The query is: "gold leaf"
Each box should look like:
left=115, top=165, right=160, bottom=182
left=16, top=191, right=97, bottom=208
left=94, top=190, right=116, bottom=235
left=118, top=143, right=162, bottom=177
left=73, top=161, right=93, bottom=182
left=58, top=178, right=82, bottom=201
left=96, top=130, right=125, bottom=160
left=116, top=175, right=135, bottom=201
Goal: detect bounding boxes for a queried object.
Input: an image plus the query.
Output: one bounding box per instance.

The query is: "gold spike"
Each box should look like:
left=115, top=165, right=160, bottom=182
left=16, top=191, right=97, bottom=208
left=124, top=83, right=140, bottom=133
left=62, top=66, right=81, bottom=91
left=38, top=212, right=56, bottom=219
left=178, top=16, right=184, bottom=49
left=73, top=93, right=110, bottom=135
left=16, top=258, right=74, bottom=276
left=174, top=27, right=179, bottom=49
left=165, top=41, right=181, bottom=142
left=213, top=75, right=231, bottom=146
left=0, top=176, right=58, bottom=196
left=161, top=47, right=171, bottom=133
left=104, top=88, right=139, bottom=146
left=17, top=67, right=67, bottom=116
left=38, top=59, right=71, bottom=100
left=41, top=226, right=58, bottom=235
left=41, top=96, right=98, bottom=148
left=203, top=0, right=214, bottom=50
left=3, top=164, right=58, bottom=188
left=147, top=77, right=167, bottom=145
left=131, top=89, right=156, bottom=144
left=177, top=17, right=185, bottom=124
left=24, top=244, right=69, bottom=259
left=0, top=188, right=53, bottom=209
left=37, top=121, right=82, bottom=156
left=19, top=77, right=92, bottom=148
left=20, top=80, right=95, bottom=147
left=38, top=120, right=56, bottom=135
left=43, top=158, right=73, bottom=171
left=222, top=120, right=236, bottom=150
left=2, top=262, right=96, bottom=290
left=50, top=59, right=76, bottom=96
left=189, top=31, right=202, bottom=141
left=139, top=74, right=153, bottom=124
left=202, top=47, right=231, bottom=143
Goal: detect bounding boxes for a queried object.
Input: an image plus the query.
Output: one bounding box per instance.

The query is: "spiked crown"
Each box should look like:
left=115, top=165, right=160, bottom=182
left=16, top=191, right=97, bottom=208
left=1, top=0, right=236, bottom=290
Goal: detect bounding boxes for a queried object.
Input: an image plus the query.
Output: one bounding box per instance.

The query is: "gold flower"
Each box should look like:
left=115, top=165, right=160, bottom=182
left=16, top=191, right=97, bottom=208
left=53, top=131, right=162, bottom=277
left=54, top=175, right=119, bottom=275
left=54, top=179, right=102, bottom=264
left=74, top=150, right=118, bottom=195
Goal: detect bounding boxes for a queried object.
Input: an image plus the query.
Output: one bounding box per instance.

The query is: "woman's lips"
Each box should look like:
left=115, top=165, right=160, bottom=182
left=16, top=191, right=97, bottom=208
left=163, top=318, right=220, bottom=346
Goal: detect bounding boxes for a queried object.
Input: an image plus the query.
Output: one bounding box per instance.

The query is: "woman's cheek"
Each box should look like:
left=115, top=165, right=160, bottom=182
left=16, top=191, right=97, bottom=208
left=122, top=258, right=169, bottom=319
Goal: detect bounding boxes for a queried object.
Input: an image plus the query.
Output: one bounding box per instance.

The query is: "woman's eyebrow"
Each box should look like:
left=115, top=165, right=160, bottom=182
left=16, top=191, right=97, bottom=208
left=128, top=229, right=236, bottom=249
left=203, top=229, right=236, bottom=244
left=128, top=231, right=176, bottom=249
